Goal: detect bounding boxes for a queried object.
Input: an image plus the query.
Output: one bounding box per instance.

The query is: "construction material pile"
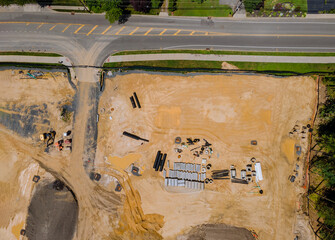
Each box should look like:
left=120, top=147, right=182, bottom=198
left=164, top=161, right=205, bottom=190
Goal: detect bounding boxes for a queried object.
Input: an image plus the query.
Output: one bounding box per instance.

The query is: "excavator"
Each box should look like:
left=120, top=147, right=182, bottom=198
left=40, top=131, right=56, bottom=147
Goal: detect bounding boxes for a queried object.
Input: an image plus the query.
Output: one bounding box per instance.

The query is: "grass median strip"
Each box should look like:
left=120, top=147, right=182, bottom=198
left=0, top=52, right=62, bottom=57
left=113, top=50, right=335, bottom=57
left=104, top=60, right=335, bottom=76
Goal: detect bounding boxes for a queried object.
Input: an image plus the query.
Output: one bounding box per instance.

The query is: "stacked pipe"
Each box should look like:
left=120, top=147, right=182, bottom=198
left=231, top=178, right=249, bottom=184
left=129, top=92, right=141, bottom=108
left=153, top=151, right=167, bottom=172
left=211, top=169, right=229, bottom=179
left=123, top=131, right=149, bottom=142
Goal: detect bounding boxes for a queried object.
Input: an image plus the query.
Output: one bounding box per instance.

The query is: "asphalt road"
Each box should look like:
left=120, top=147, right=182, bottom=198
left=0, top=12, right=335, bottom=60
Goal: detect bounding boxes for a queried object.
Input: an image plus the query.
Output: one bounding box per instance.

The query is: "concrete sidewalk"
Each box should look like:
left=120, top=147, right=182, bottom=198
left=106, top=53, right=335, bottom=64
left=0, top=55, right=74, bottom=66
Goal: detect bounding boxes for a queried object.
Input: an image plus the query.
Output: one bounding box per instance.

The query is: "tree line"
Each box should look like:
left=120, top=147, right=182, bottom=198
left=310, top=76, right=335, bottom=240
left=0, top=0, right=164, bottom=23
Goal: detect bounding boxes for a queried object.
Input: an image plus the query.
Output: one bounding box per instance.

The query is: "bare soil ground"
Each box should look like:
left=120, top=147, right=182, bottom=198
left=0, top=69, right=76, bottom=240
left=96, top=72, right=317, bottom=240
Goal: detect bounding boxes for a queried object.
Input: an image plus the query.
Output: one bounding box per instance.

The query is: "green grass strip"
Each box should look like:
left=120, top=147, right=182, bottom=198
left=113, top=50, right=335, bottom=57
left=104, top=60, right=335, bottom=76
left=0, top=52, right=62, bottom=57
left=230, top=62, right=335, bottom=75
left=104, top=60, right=222, bottom=69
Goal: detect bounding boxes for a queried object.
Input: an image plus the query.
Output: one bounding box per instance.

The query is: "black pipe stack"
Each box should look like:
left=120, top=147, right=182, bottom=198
left=130, top=96, right=136, bottom=108
left=133, top=92, right=141, bottom=108
left=155, top=153, right=163, bottom=171
left=159, top=154, right=167, bottom=171
left=153, top=151, right=161, bottom=169
left=129, top=92, right=141, bottom=108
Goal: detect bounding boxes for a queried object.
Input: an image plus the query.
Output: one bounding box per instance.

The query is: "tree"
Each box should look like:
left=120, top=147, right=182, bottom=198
left=151, top=0, right=163, bottom=9
left=130, top=0, right=150, bottom=12
left=103, top=0, right=123, bottom=24
left=243, top=0, right=264, bottom=13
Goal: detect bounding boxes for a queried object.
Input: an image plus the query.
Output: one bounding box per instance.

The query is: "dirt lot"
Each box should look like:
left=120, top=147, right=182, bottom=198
left=96, top=72, right=317, bottom=239
left=0, top=69, right=76, bottom=240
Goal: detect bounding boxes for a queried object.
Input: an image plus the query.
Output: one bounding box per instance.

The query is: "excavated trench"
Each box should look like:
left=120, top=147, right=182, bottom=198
left=25, top=179, right=78, bottom=240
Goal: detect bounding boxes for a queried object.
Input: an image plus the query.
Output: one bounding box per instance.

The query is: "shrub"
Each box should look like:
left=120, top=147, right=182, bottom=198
left=243, top=0, right=264, bottom=13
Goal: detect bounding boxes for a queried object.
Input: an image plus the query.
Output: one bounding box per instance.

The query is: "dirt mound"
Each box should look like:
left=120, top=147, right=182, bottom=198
left=221, top=62, right=238, bottom=70
left=25, top=180, right=78, bottom=240
left=178, top=224, right=255, bottom=240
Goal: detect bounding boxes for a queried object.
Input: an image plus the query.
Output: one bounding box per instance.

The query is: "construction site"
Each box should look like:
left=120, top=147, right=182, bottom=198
left=0, top=67, right=317, bottom=240
left=96, top=72, right=317, bottom=239
left=0, top=69, right=77, bottom=240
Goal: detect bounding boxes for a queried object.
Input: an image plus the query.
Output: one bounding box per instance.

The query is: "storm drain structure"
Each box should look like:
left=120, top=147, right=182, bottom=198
left=164, top=162, right=205, bottom=190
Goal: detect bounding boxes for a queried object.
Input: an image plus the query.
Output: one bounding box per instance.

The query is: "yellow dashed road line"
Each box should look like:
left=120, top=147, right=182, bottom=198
left=115, top=26, right=125, bottom=35
left=174, top=30, right=181, bottom=36
left=49, top=25, right=57, bottom=31
left=129, top=27, right=139, bottom=35
left=101, top=26, right=112, bottom=35
left=86, top=25, right=98, bottom=36
left=62, top=24, right=71, bottom=33
left=144, top=28, right=153, bottom=36
left=74, top=25, right=85, bottom=34
left=159, top=29, right=167, bottom=35
left=36, top=23, right=44, bottom=29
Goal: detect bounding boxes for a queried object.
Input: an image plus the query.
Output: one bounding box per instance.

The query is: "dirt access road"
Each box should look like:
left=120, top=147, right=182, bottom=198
left=96, top=72, right=317, bottom=239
